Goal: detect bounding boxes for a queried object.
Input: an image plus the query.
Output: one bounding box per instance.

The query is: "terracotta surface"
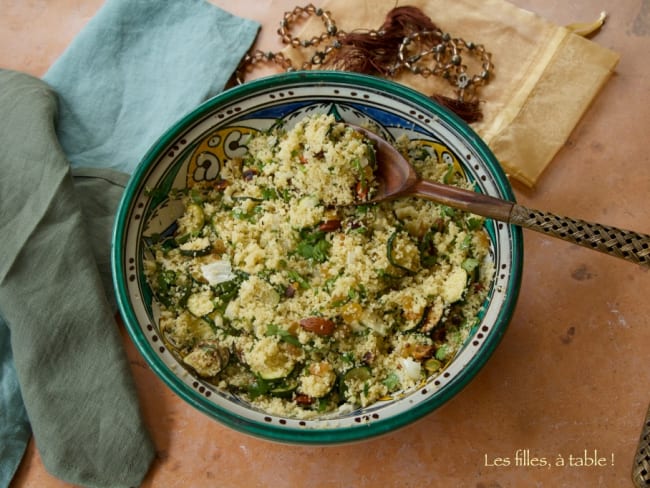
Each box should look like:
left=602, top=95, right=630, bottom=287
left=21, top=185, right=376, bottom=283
left=3, top=0, right=650, bottom=487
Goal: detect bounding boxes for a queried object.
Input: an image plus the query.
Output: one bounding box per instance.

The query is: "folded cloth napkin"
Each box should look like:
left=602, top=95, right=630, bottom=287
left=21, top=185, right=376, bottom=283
left=0, top=0, right=259, bottom=486
left=0, top=69, right=154, bottom=488
left=43, top=0, right=260, bottom=174
left=283, top=0, right=619, bottom=187
left=0, top=318, right=30, bottom=488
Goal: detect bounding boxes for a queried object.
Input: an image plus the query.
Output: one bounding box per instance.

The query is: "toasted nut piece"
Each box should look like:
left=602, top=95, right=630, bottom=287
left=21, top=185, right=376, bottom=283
left=401, top=343, right=435, bottom=360
left=299, top=317, right=336, bottom=336
left=284, top=283, right=297, bottom=298
left=213, top=179, right=230, bottom=191
left=355, top=181, right=369, bottom=200
left=412, top=344, right=435, bottom=360
left=294, top=393, right=313, bottom=405
left=318, top=219, right=341, bottom=232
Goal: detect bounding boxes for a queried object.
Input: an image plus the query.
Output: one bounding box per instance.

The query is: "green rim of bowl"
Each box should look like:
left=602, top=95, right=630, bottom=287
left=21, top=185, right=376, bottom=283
left=112, top=71, right=523, bottom=445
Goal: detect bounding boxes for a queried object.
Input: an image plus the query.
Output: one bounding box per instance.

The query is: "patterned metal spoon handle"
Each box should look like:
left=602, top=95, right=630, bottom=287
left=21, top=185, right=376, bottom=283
left=509, top=204, right=650, bottom=267
left=632, top=402, right=650, bottom=487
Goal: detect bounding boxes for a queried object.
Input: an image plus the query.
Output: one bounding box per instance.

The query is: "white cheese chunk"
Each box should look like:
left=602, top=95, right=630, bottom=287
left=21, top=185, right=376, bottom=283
left=201, top=259, right=236, bottom=286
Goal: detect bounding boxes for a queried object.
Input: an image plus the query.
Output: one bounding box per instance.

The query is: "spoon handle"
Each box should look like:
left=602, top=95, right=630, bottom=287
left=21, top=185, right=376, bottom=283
left=411, top=179, right=650, bottom=267
left=509, top=204, right=650, bottom=267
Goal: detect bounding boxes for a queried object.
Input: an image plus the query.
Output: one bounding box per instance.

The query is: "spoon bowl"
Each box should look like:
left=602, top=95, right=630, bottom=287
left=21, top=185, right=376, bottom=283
left=354, top=125, right=650, bottom=267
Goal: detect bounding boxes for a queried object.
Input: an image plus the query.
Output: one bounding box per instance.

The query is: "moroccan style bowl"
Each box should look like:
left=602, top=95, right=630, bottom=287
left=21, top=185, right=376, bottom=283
left=112, top=71, right=522, bottom=444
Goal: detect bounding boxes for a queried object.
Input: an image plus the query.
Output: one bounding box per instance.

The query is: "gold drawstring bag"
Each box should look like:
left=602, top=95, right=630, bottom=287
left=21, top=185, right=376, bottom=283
left=280, top=0, right=619, bottom=187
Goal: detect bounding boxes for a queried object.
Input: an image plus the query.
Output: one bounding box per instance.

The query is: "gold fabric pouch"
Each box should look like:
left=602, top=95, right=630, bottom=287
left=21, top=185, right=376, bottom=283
left=282, top=0, right=619, bottom=187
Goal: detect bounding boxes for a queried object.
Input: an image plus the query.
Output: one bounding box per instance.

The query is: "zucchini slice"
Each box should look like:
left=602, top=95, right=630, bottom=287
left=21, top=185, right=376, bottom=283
left=343, top=366, right=371, bottom=383
left=258, top=365, right=294, bottom=381
left=270, top=379, right=299, bottom=398
left=386, top=230, right=416, bottom=275
left=179, top=236, right=212, bottom=257
left=183, top=341, right=230, bottom=378
left=247, top=336, right=296, bottom=380
left=186, top=291, right=215, bottom=317
left=399, top=305, right=429, bottom=332
left=424, top=358, right=442, bottom=373
left=180, top=203, right=205, bottom=234
left=339, top=366, right=372, bottom=398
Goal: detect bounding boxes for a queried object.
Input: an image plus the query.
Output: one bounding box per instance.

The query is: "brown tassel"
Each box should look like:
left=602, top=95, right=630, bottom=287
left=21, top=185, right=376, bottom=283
left=429, top=94, right=483, bottom=123
left=323, top=6, right=484, bottom=123
left=379, top=5, right=439, bottom=34
left=326, top=6, right=441, bottom=76
left=326, top=44, right=385, bottom=74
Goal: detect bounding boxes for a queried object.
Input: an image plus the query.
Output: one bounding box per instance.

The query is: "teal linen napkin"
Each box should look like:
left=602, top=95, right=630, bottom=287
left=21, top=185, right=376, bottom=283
left=43, top=0, right=260, bottom=174
left=0, top=0, right=259, bottom=486
left=0, top=69, right=154, bottom=488
left=72, top=168, right=132, bottom=313
left=0, top=318, right=31, bottom=488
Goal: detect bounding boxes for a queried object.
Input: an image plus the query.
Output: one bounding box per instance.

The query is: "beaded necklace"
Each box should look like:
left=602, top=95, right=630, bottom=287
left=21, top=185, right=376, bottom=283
left=235, top=4, right=494, bottom=122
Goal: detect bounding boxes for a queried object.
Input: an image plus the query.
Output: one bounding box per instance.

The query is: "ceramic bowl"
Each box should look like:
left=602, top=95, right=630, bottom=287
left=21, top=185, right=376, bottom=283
left=112, top=71, right=522, bottom=444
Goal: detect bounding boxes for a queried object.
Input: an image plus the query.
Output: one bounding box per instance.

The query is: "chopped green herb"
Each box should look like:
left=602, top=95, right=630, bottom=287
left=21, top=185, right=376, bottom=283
left=418, top=229, right=438, bottom=267
left=248, top=376, right=270, bottom=399
left=462, top=258, right=480, bottom=273
left=287, top=269, right=309, bottom=290
left=265, top=323, right=301, bottom=347
left=466, top=217, right=483, bottom=231
left=383, top=372, right=400, bottom=390
left=295, top=228, right=331, bottom=263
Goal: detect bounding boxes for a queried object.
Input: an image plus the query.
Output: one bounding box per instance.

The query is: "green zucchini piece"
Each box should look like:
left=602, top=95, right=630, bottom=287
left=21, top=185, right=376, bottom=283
left=258, top=366, right=294, bottom=381
left=179, top=236, right=212, bottom=257
left=154, top=268, right=176, bottom=307
left=343, top=366, right=372, bottom=382
left=339, top=365, right=372, bottom=398
left=251, top=337, right=296, bottom=380
left=424, top=358, right=442, bottom=373
left=270, top=379, right=299, bottom=398
left=182, top=203, right=205, bottom=233
left=399, top=305, right=429, bottom=332
left=387, top=230, right=416, bottom=275
left=186, top=291, right=215, bottom=317
left=183, top=341, right=230, bottom=378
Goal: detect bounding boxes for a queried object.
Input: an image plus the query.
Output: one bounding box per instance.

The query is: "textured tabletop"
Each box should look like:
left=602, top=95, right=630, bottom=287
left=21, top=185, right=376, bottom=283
left=3, top=1, right=650, bottom=487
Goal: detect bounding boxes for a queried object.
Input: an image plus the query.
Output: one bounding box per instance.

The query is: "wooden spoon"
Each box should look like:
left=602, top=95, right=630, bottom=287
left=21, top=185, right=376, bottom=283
left=353, top=125, right=650, bottom=268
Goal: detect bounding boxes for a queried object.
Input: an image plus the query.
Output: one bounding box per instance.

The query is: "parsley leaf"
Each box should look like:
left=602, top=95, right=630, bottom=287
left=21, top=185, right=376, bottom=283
left=265, top=323, right=301, bottom=347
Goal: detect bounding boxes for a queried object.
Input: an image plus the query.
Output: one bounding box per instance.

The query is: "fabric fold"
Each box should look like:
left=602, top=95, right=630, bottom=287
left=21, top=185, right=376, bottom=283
left=487, top=29, right=619, bottom=185
left=0, top=69, right=154, bottom=487
left=1, top=1, right=260, bottom=485
left=0, top=317, right=31, bottom=488
left=43, top=0, right=261, bottom=175
left=71, top=168, right=131, bottom=314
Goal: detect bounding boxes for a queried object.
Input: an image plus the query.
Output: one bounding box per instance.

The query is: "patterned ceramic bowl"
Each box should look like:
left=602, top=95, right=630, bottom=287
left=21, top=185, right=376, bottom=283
left=112, top=71, right=522, bottom=444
